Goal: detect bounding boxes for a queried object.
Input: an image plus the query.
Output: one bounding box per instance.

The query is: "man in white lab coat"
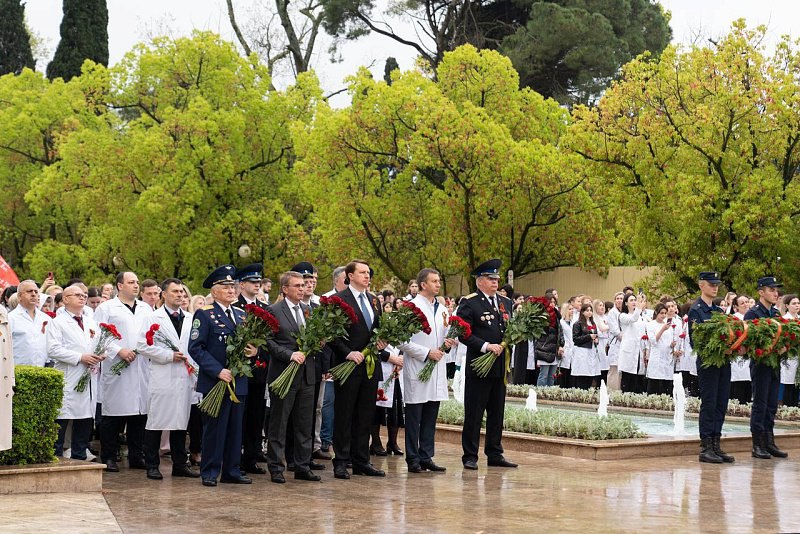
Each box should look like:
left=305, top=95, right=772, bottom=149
left=397, top=268, right=457, bottom=473
left=47, top=285, right=104, bottom=460
left=94, top=271, right=151, bottom=472
left=136, top=278, right=199, bottom=480
left=9, top=280, right=48, bottom=367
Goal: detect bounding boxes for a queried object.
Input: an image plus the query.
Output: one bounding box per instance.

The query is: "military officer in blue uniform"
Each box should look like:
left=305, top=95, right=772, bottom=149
left=744, top=275, right=789, bottom=460
left=188, top=264, right=256, bottom=486
left=688, top=271, right=734, bottom=464
left=456, top=259, right=517, bottom=470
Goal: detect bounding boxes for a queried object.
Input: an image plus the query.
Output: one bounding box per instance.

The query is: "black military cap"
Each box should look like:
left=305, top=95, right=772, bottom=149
left=757, top=276, right=783, bottom=289
left=291, top=261, right=315, bottom=278
left=698, top=271, right=722, bottom=284
left=235, top=263, right=263, bottom=282
left=471, top=259, right=502, bottom=279
left=202, top=264, right=237, bottom=289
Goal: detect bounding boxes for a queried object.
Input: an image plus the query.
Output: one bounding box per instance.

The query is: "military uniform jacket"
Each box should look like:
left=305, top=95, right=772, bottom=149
left=188, top=302, right=248, bottom=397
left=457, top=292, right=513, bottom=379
left=235, top=296, right=269, bottom=384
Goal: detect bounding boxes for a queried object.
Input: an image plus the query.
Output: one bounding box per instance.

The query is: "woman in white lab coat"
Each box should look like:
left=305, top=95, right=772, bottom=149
left=618, top=292, right=648, bottom=394
left=645, top=303, right=676, bottom=395
left=729, top=296, right=752, bottom=404
left=781, top=295, right=800, bottom=407
left=558, top=302, right=574, bottom=388
left=46, top=287, right=104, bottom=460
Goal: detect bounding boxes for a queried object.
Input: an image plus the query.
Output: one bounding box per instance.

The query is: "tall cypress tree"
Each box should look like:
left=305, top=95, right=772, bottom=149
left=46, top=0, right=108, bottom=81
left=0, top=0, right=36, bottom=75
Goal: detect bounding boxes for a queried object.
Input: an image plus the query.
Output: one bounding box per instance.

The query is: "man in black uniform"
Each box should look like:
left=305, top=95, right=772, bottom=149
left=234, top=263, right=270, bottom=475
left=457, top=259, right=516, bottom=470
left=744, top=276, right=789, bottom=460
left=688, top=271, right=734, bottom=464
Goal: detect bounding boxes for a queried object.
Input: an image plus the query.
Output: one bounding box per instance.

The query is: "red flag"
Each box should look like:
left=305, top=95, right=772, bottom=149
left=0, top=255, right=20, bottom=290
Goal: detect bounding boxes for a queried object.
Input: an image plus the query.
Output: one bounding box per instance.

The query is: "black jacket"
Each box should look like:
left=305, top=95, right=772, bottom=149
left=572, top=321, right=596, bottom=349
left=534, top=322, right=565, bottom=363
left=328, top=288, right=389, bottom=381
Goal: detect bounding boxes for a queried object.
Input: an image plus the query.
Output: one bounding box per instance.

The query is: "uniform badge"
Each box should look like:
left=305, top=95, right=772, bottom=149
left=193, top=319, right=200, bottom=329
left=191, top=328, right=199, bottom=340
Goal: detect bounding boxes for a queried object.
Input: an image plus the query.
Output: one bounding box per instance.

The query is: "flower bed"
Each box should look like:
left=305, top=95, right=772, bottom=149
left=505, top=385, right=800, bottom=422
left=437, top=400, right=644, bottom=440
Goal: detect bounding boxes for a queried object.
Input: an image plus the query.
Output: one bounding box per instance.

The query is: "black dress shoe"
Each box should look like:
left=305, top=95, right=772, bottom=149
left=463, top=460, right=478, bottom=470
left=202, top=478, right=217, bottom=487
left=408, top=464, right=427, bottom=473
left=420, top=461, right=446, bottom=472
left=220, top=475, right=253, bottom=484
left=352, top=464, right=386, bottom=477
left=309, top=461, right=326, bottom=471
left=286, top=463, right=296, bottom=472
left=146, top=468, right=163, bottom=480
left=370, top=446, right=388, bottom=457
left=320, top=444, right=331, bottom=453
left=313, top=450, right=332, bottom=460
left=488, top=458, right=518, bottom=468
left=295, top=470, right=322, bottom=481
left=172, top=465, right=200, bottom=478
left=387, top=445, right=404, bottom=456
left=242, top=464, right=267, bottom=475
left=333, top=465, right=350, bottom=479
left=104, top=459, right=120, bottom=472
left=270, top=472, right=286, bottom=484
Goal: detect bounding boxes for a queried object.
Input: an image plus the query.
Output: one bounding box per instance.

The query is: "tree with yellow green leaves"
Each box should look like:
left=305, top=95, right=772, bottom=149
left=295, top=45, right=618, bottom=289
left=569, top=21, right=800, bottom=294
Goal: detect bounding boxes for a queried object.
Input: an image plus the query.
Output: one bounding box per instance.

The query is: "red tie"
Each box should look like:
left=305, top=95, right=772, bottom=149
left=73, top=315, right=84, bottom=331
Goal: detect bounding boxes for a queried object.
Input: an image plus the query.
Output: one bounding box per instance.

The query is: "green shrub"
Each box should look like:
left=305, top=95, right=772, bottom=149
left=504, top=385, right=800, bottom=422
left=0, top=365, right=63, bottom=465
left=437, top=400, right=645, bottom=440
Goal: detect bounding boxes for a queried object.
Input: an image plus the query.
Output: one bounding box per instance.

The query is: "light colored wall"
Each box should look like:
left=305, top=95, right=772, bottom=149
left=444, top=266, right=656, bottom=302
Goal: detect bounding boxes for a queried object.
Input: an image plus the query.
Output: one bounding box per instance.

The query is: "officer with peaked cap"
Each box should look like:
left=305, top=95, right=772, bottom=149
left=456, top=259, right=517, bottom=470
left=688, top=271, right=735, bottom=464
left=744, top=275, right=789, bottom=460
left=188, top=264, right=256, bottom=486
left=234, top=263, right=271, bottom=474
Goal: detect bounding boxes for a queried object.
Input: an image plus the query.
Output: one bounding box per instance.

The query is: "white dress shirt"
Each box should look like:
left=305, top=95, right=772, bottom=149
left=8, top=305, right=48, bottom=366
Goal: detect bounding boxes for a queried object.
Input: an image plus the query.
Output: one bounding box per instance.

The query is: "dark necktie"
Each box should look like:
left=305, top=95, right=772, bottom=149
left=226, top=308, right=235, bottom=326
left=170, top=310, right=183, bottom=335
left=73, top=315, right=84, bottom=331
left=358, top=293, right=373, bottom=330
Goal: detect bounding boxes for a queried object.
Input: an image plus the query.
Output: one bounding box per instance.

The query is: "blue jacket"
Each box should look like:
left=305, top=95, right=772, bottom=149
left=188, top=302, right=248, bottom=396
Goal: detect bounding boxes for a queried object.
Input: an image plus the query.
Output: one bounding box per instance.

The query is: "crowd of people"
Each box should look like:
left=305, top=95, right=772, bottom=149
left=0, top=259, right=792, bottom=481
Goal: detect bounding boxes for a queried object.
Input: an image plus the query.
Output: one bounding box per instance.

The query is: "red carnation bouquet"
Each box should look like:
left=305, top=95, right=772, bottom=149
left=330, top=300, right=431, bottom=384
left=199, top=304, right=280, bottom=417
left=141, top=323, right=196, bottom=376
left=471, top=297, right=551, bottom=378
left=269, top=295, right=358, bottom=399
left=417, top=315, right=471, bottom=382
left=76, top=322, right=121, bottom=392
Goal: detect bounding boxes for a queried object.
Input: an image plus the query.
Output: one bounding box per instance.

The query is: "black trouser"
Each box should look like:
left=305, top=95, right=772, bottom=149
left=267, top=381, right=315, bottom=474
left=144, top=429, right=188, bottom=470
left=558, top=368, right=572, bottom=388
left=188, top=404, right=203, bottom=455
left=682, top=371, right=699, bottom=397
left=446, top=362, right=456, bottom=379
left=333, top=368, right=378, bottom=470
left=55, top=418, right=93, bottom=460
left=782, top=384, right=798, bottom=407
left=599, top=369, right=609, bottom=387
left=101, top=414, right=147, bottom=464
left=573, top=375, right=594, bottom=390
left=647, top=378, right=672, bottom=395
left=697, top=363, right=731, bottom=439
left=750, top=362, right=779, bottom=433
left=462, top=376, right=505, bottom=464
left=405, top=401, right=440, bottom=467
left=730, top=381, right=752, bottom=405
left=621, top=371, right=645, bottom=394
left=242, top=380, right=267, bottom=467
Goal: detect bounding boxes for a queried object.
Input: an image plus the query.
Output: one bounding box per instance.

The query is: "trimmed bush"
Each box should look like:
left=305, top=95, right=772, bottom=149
left=504, top=385, right=800, bottom=422
left=437, top=400, right=645, bottom=440
left=0, top=365, right=63, bottom=465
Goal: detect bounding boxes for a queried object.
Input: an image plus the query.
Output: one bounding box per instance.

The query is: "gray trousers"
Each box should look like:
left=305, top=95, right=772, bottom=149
left=267, top=381, right=315, bottom=474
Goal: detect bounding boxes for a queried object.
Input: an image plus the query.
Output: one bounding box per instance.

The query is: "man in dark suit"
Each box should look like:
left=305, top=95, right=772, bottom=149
left=188, top=264, right=256, bottom=487
left=264, top=271, right=320, bottom=483
left=234, top=263, right=270, bottom=475
left=328, top=259, right=391, bottom=479
left=457, top=259, right=517, bottom=470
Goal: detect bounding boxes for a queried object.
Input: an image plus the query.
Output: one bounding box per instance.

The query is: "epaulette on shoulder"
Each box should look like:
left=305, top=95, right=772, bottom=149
left=464, top=293, right=478, bottom=299
left=201, top=305, right=214, bottom=310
